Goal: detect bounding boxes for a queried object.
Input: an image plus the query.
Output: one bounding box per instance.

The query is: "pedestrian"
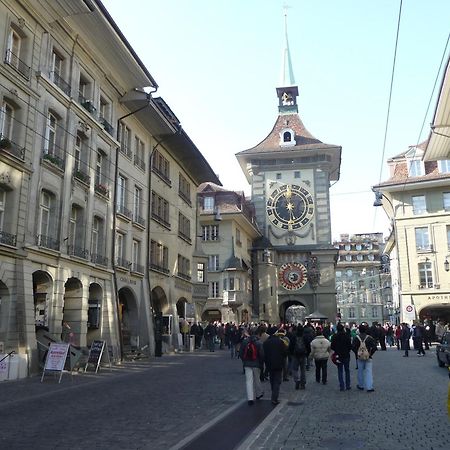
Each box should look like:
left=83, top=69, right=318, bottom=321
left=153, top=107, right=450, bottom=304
left=414, top=322, right=426, bottom=356
left=395, top=324, right=402, bottom=350
left=229, top=323, right=239, bottom=358
left=352, top=323, right=377, bottom=392
left=204, top=321, right=216, bottom=352
left=331, top=323, right=352, bottom=391
left=240, top=329, right=264, bottom=405
left=400, top=323, right=411, bottom=357
left=303, top=322, right=315, bottom=371
left=310, top=328, right=331, bottom=385
left=275, top=328, right=290, bottom=381
left=263, top=326, right=288, bottom=405
left=289, top=324, right=307, bottom=390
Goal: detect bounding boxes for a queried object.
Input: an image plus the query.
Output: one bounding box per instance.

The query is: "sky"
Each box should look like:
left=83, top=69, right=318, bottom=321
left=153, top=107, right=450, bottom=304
left=102, top=0, right=450, bottom=240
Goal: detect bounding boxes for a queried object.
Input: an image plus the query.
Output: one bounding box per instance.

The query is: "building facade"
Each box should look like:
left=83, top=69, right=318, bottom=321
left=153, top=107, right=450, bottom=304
left=373, top=142, right=450, bottom=324
left=235, top=17, right=341, bottom=323
left=197, top=183, right=261, bottom=324
left=0, top=0, right=219, bottom=379
left=335, top=233, right=392, bottom=325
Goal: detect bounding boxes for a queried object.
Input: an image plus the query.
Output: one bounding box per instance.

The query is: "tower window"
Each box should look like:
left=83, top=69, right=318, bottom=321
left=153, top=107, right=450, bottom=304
left=283, top=131, right=292, bottom=142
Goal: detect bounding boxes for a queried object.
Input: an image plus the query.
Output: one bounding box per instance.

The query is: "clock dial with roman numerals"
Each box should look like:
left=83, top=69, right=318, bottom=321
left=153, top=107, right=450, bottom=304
left=267, top=184, right=315, bottom=230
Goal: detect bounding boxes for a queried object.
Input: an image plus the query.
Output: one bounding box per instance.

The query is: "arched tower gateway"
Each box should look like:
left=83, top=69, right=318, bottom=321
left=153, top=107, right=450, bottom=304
left=236, top=13, right=342, bottom=324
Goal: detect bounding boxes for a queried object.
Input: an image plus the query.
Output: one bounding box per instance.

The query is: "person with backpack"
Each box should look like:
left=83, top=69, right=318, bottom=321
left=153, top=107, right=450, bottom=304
left=331, top=323, right=352, bottom=391
left=352, top=323, right=377, bottom=392
left=289, top=325, right=307, bottom=390
left=240, top=329, right=264, bottom=405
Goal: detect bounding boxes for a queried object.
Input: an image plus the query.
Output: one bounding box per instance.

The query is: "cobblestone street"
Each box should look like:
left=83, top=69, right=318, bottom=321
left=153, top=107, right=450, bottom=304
left=0, top=346, right=448, bottom=450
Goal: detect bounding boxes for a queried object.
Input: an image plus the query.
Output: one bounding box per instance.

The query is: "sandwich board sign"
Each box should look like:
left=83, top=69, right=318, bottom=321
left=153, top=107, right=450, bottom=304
left=84, top=340, right=110, bottom=373
left=41, top=343, right=70, bottom=383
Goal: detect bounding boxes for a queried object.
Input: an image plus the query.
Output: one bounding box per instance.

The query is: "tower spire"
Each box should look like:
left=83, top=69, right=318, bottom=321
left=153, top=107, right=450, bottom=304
left=280, top=7, right=295, bottom=87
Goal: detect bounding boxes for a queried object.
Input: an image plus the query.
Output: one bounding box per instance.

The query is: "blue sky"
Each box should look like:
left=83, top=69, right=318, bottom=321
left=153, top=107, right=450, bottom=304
left=102, top=0, right=450, bottom=240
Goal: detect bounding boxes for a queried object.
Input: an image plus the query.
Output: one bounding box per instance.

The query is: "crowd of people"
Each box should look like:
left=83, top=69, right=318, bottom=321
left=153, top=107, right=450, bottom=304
left=184, top=318, right=449, bottom=406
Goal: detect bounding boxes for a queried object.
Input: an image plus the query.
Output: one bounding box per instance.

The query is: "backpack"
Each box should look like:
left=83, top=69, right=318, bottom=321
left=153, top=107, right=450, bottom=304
left=357, top=335, right=370, bottom=360
left=243, top=340, right=258, bottom=361
left=294, top=336, right=307, bottom=356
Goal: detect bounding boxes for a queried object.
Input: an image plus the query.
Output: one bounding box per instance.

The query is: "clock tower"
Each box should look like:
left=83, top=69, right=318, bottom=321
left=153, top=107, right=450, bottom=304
left=236, top=13, right=342, bottom=323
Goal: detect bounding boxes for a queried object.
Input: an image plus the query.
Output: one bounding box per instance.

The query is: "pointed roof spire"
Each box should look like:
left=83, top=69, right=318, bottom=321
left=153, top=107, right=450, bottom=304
left=280, top=7, right=295, bottom=87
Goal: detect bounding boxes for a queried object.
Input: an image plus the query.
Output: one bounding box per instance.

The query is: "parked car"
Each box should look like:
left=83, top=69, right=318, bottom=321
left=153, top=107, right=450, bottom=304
left=436, top=331, right=450, bottom=368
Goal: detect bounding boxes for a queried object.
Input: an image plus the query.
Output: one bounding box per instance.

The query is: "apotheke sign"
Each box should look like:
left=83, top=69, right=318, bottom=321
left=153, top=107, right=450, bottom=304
left=427, top=295, right=450, bottom=301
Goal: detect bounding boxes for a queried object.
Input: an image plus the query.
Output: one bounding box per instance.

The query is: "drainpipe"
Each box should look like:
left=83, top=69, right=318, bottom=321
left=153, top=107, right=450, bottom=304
left=111, top=92, right=154, bottom=361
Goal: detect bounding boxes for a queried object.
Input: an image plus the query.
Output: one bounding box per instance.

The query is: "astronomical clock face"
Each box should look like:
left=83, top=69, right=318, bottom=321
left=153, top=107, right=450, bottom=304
left=267, top=184, right=315, bottom=230
left=278, top=262, right=308, bottom=290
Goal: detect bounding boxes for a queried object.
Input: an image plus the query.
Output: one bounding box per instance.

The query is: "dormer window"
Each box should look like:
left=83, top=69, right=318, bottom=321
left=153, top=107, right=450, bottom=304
left=279, top=128, right=295, bottom=147
left=408, top=159, right=424, bottom=177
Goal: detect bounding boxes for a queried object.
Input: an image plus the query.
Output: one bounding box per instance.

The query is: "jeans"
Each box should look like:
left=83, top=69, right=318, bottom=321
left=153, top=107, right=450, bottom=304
left=315, top=359, right=328, bottom=383
left=244, top=366, right=263, bottom=401
left=337, top=356, right=351, bottom=390
left=269, top=369, right=282, bottom=402
left=291, top=355, right=306, bottom=386
left=357, top=359, right=373, bottom=390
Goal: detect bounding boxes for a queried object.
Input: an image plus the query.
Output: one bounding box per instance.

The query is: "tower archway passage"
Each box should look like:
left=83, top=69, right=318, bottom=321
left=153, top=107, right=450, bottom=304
left=282, top=301, right=306, bottom=324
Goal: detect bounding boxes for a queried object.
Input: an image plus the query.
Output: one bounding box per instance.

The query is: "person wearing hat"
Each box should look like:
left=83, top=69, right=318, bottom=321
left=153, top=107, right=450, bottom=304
left=263, top=326, right=288, bottom=405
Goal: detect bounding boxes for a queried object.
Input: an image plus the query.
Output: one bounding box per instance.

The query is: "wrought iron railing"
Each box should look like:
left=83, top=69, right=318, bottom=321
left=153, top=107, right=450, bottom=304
left=117, top=205, right=132, bottom=219
left=178, top=190, right=192, bottom=206
left=152, top=166, right=172, bottom=186
left=0, top=134, right=25, bottom=160
left=151, top=212, right=170, bottom=229
left=177, top=272, right=192, bottom=281
left=115, top=257, right=131, bottom=269
left=73, top=168, right=91, bottom=184
left=4, top=49, right=30, bottom=79
left=131, top=263, right=144, bottom=274
left=150, top=263, right=170, bottom=274
left=99, top=116, right=114, bottom=135
left=42, top=151, right=65, bottom=170
left=94, top=183, right=109, bottom=197
left=37, top=234, right=59, bottom=250
left=134, top=154, right=146, bottom=171
left=50, top=71, right=71, bottom=96
left=0, top=230, right=17, bottom=246
left=133, top=214, right=145, bottom=227
left=68, top=245, right=89, bottom=259
left=91, top=253, right=108, bottom=266
left=178, top=231, right=192, bottom=244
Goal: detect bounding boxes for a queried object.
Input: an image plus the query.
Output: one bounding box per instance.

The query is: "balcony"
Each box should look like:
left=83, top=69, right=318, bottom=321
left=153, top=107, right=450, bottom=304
left=94, top=183, right=109, bottom=198
left=222, top=291, right=244, bottom=307
left=91, top=253, right=108, bottom=266
left=73, top=168, right=91, bottom=185
left=116, top=257, right=131, bottom=270
left=131, top=263, right=144, bottom=274
left=134, top=154, right=146, bottom=171
left=99, top=116, right=114, bottom=135
left=68, top=245, right=89, bottom=259
left=116, top=204, right=132, bottom=220
left=150, top=262, right=170, bottom=274
left=0, top=230, right=17, bottom=246
left=4, top=49, right=30, bottom=79
left=0, top=134, right=25, bottom=160
left=80, top=98, right=97, bottom=116
left=133, top=214, right=145, bottom=228
left=42, top=151, right=65, bottom=170
left=119, top=145, right=133, bottom=159
left=37, top=234, right=59, bottom=250
left=50, top=71, right=71, bottom=96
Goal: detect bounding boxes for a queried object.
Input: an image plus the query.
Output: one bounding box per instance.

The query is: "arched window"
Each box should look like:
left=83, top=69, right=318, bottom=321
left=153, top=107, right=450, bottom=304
left=283, top=131, right=292, bottom=142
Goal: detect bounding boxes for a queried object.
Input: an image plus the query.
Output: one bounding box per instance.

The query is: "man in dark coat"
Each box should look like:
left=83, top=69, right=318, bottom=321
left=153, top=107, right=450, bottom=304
left=331, top=323, right=352, bottom=391
left=263, top=326, right=288, bottom=405
left=303, top=322, right=315, bottom=371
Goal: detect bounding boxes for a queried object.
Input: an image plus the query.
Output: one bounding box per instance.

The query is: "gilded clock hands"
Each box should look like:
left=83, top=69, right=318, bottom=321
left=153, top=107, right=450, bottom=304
left=284, top=185, right=292, bottom=199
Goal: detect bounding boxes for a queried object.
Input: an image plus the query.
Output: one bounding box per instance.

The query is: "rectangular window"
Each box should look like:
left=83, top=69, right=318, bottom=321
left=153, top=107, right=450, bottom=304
left=208, top=255, right=219, bottom=271
left=348, top=307, right=355, bottom=318
left=443, top=192, right=450, bottom=212
left=418, top=262, right=433, bottom=288
left=201, top=225, right=219, bottom=241
left=132, top=240, right=141, bottom=272
left=39, top=191, right=51, bottom=237
left=178, top=173, right=191, bottom=205
left=117, top=175, right=126, bottom=212
left=151, top=191, right=170, bottom=227
left=447, top=225, right=450, bottom=251
left=210, top=281, right=219, bottom=298
left=178, top=212, right=191, bottom=242
left=152, top=150, right=170, bottom=182
left=0, top=189, right=5, bottom=230
left=133, top=187, right=141, bottom=222
left=203, top=196, right=214, bottom=212
left=91, top=216, right=99, bottom=256
left=177, top=254, right=191, bottom=279
left=6, top=28, right=21, bottom=65
left=118, top=123, right=131, bottom=157
left=0, top=100, right=14, bottom=139
left=115, top=232, right=124, bottom=262
left=134, top=136, right=145, bottom=171
left=438, top=160, right=450, bottom=173
left=412, top=195, right=426, bottom=215
left=294, top=171, right=300, bottom=178
left=150, top=240, right=169, bottom=272
left=236, top=229, right=241, bottom=246
left=371, top=307, right=378, bottom=318
left=44, top=112, right=57, bottom=155
left=95, top=152, right=103, bottom=186
left=415, top=227, right=430, bottom=251
left=69, top=206, right=77, bottom=248
left=197, top=263, right=205, bottom=282
left=408, top=159, right=423, bottom=177
left=276, top=173, right=282, bottom=180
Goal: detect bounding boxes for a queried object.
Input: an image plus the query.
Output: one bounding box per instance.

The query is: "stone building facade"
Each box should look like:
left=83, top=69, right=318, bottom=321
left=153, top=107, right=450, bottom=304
left=0, top=0, right=219, bottom=379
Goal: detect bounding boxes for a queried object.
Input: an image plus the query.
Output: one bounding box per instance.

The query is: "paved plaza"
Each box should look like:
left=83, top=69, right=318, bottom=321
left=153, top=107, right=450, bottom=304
left=0, top=345, right=448, bottom=450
